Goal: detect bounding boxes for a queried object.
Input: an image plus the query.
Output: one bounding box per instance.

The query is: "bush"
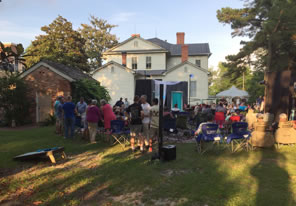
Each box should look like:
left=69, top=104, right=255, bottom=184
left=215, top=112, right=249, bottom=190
left=71, top=79, right=110, bottom=104
left=0, top=73, right=31, bottom=126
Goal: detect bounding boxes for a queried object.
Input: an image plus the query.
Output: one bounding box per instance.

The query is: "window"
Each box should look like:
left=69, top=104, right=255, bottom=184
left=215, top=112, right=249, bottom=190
left=146, top=56, right=151, bottom=69
left=132, top=57, right=137, bottom=69
left=195, top=60, right=201, bottom=67
left=184, top=66, right=188, bottom=73
left=190, top=81, right=197, bottom=97
left=134, top=41, right=138, bottom=47
left=111, top=66, right=114, bottom=73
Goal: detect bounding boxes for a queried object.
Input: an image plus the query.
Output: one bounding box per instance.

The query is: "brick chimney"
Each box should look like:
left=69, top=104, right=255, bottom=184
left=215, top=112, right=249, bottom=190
left=122, top=52, right=127, bottom=66
left=131, top=34, right=140, bottom=37
left=176, top=32, right=185, bottom=45
left=181, top=44, right=188, bottom=62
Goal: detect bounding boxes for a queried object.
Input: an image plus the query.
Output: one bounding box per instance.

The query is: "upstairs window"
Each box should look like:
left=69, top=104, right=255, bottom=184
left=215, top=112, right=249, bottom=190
left=134, top=41, right=138, bottom=47
left=146, top=56, right=152, bottom=69
left=132, top=57, right=137, bottom=70
left=195, top=60, right=201, bottom=67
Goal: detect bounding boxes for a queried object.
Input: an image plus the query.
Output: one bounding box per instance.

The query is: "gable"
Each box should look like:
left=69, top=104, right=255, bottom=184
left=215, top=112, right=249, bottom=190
left=20, top=61, right=74, bottom=82
left=165, top=61, right=208, bottom=75
left=107, top=37, right=167, bottom=53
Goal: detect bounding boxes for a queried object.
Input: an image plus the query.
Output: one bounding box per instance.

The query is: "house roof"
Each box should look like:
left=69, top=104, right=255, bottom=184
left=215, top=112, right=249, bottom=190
left=20, top=60, right=93, bottom=82
left=146, top=38, right=211, bottom=56
left=135, top=70, right=166, bottom=76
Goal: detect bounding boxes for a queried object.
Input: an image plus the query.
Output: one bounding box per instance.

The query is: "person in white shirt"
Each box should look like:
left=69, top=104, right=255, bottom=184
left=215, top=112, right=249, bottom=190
left=141, top=95, right=151, bottom=150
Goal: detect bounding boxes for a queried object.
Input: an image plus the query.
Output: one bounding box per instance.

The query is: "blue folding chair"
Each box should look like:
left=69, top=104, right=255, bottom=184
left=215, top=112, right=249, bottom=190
left=110, top=120, right=130, bottom=149
left=196, top=123, right=223, bottom=154
left=227, top=122, right=251, bottom=152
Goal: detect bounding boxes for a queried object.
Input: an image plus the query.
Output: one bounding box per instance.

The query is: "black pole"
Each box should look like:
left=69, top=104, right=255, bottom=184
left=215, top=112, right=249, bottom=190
left=158, top=84, right=164, bottom=159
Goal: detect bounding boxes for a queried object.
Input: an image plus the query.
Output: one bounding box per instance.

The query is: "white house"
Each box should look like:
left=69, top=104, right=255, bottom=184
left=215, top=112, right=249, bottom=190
left=92, top=32, right=211, bottom=106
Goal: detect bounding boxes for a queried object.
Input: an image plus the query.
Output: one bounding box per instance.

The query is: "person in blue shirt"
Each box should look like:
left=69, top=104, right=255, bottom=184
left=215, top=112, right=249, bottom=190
left=62, top=96, right=76, bottom=139
left=239, top=103, right=247, bottom=112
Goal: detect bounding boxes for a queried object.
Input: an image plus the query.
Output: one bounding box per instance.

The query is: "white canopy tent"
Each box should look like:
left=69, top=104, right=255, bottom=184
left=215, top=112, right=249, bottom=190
left=216, top=86, right=249, bottom=98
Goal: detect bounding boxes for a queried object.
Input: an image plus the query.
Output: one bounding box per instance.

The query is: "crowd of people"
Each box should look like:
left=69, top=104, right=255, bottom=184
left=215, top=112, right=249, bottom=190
left=53, top=96, right=160, bottom=153
left=54, top=93, right=291, bottom=152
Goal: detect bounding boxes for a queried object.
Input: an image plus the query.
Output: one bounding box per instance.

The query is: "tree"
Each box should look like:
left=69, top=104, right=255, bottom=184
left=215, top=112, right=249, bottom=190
left=0, top=73, right=31, bottom=125
left=71, top=79, right=110, bottom=104
left=0, top=42, right=25, bottom=72
left=79, top=15, right=118, bottom=70
left=25, top=16, right=89, bottom=72
left=209, top=62, right=251, bottom=95
left=217, top=0, right=296, bottom=79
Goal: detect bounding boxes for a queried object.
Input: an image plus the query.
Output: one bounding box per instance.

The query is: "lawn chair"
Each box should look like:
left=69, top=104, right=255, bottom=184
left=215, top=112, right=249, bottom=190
left=110, top=120, right=129, bottom=149
left=227, top=122, right=251, bottom=152
left=196, top=123, right=222, bottom=154
left=275, top=121, right=296, bottom=148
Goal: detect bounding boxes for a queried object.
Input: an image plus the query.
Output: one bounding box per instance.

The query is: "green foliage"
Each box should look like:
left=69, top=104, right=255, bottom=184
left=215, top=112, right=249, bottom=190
left=0, top=73, right=31, bottom=125
left=71, top=79, right=110, bottom=104
left=25, top=16, right=90, bottom=72
left=209, top=63, right=263, bottom=103
left=245, top=70, right=265, bottom=103
left=0, top=42, right=26, bottom=72
left=217, top=0, right=296, bottom=78
left=79, top=15, right=118, bottom=70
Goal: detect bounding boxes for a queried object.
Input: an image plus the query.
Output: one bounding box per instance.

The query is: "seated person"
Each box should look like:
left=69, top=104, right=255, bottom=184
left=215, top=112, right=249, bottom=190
left=171, top=104, right=180, bottom=112
left=164, top=107, right=174, bottom=119
left=114, top=106, right=124, bottom=121
left=194, top=113, right=214, bottom=136
left=229, top=112, right=240, bottom=122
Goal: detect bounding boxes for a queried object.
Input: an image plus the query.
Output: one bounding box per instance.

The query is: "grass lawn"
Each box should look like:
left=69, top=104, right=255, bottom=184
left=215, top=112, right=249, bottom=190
left=1, top=126, right=296, bottom=206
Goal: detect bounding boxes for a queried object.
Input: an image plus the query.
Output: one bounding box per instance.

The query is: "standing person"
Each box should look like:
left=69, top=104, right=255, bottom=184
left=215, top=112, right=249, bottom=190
left=124, top=98, right=130, bottom=109
left=62, top=96, right=76, bottom=139
left=86, top=100, right=101, bottom=143
left=76, top=97, right=87, bottom=129
left=150, top=98, right=159, bottom=153
left=115, top=97, right=124, bottom=107
left=126, top=96, right=143, bottom=152
left=100, top=99, right=116, bottom=133
left=54, top=96, right=62, bottom=134
left=141, top=95, right=151, bottom=150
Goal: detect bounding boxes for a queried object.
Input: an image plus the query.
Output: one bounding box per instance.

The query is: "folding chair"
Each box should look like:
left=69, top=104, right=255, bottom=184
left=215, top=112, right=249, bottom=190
left=196, top=123, right=223, bottom=154
left=227, top=122, right=251, bottom=152
left=110, top=120, right=129, bottom=149
left=250, top=122, right=274, bottom=149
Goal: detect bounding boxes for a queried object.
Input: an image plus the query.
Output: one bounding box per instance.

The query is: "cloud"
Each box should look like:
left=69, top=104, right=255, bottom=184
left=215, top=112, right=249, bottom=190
left=110, top=12, right=136, bottom=23
left=0, top=20, right=41, bottom=46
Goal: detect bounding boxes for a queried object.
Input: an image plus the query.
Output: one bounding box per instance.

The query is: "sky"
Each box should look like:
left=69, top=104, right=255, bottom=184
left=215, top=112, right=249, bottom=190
left=0, top=0, right=248, bottom=69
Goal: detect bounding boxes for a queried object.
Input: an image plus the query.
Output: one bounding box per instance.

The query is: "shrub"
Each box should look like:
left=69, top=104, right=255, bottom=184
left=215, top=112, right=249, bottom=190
left=71, top=79, right=110, bottom=104
left=0, top=73, right=31, bottom=126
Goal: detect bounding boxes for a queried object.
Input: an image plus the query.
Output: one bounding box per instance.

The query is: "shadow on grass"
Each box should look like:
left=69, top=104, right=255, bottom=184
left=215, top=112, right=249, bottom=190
left=0, top=143, right=250, bottom=206
left=251, top=146, right=295, bottom=206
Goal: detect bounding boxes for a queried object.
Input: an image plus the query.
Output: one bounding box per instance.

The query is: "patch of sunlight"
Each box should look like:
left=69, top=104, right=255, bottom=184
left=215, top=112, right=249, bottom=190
left=64, top=176, right=95, bottom=195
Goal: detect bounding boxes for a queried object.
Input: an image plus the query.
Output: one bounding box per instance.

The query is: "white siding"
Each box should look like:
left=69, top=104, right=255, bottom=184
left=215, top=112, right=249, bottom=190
left=105, top=53, right=166, bottom=70
left=92, top=64, right=135, bottom=106
left=167, top=56, right=209, bottom=70
left=163, top=63, right=208, bottom=101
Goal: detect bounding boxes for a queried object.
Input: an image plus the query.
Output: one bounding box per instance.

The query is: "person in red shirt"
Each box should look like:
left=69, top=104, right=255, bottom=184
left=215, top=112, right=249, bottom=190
left=229, top=112, right=240, bottom=122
